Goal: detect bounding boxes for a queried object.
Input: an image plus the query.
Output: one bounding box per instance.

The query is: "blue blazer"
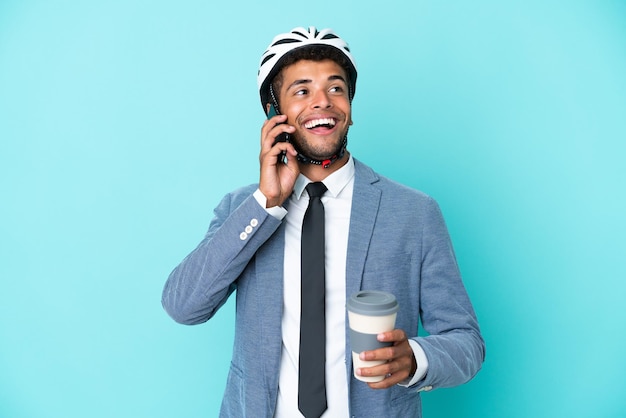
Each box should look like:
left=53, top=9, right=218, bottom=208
left=162, top=158, right=485, bottom=417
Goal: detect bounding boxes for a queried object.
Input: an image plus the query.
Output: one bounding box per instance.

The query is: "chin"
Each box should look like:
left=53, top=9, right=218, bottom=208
left=295, top=133, right=346, bottom=159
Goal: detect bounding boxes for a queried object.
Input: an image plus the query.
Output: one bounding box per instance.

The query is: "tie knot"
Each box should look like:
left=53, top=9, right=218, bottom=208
left=306, top=182, right=327, bottom=199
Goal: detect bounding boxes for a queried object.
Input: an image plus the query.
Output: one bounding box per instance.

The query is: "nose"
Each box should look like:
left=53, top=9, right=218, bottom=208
left=311, top=89, right=331, bottom=109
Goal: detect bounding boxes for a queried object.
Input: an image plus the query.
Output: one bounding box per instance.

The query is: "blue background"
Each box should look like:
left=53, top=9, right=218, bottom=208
left=1, top=1, right=625, bottom=417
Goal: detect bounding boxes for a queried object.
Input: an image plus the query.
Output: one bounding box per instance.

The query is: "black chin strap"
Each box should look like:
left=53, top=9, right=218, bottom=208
left=295, top=136, right=347, bottom=169
left=269, top=84, right=348, bottom=169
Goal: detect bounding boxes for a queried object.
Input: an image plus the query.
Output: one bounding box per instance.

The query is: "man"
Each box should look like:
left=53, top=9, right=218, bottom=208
left=162, top=26, right=484, bottom=418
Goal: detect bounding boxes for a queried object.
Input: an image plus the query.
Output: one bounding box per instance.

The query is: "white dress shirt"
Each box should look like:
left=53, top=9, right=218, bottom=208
left=253, top=156, right=428, bottom=417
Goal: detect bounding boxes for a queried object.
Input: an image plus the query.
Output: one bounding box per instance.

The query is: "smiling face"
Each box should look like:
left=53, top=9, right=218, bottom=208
left=276, top=59, right=352, bottom=164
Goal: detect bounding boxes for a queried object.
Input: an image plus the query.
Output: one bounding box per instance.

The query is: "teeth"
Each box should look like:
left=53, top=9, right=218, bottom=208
left=305, top=118, right=336, bottom=129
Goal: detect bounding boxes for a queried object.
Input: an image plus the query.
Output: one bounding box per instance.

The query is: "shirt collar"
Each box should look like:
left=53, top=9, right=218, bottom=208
left=293, top=154, right=355, bottom=200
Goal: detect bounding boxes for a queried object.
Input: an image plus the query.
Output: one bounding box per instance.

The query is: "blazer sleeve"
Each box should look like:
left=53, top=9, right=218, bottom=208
left=413, top=197, right=485, bottom=389
left=161, top=189, right=282, bottom=325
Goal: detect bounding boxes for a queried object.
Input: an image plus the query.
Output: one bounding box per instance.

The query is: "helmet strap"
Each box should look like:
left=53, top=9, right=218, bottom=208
left=269, top=83, right=280, bottom=115
left=295, top=135, right=347, bottom=169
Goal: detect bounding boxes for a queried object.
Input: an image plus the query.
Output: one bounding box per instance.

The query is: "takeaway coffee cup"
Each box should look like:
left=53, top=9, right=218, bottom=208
left=347, top=290, right=399, bottom=382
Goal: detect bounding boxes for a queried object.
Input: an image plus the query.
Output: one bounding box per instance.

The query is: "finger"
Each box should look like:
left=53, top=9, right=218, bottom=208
left=361, top=338, right=413, bottom=361
left=262, top=126, right=296, bottom=156
left=376, top=329, right=407, bottom=343
left=261, top=114, right=287, bottom=132
left=358, top=362, right=394, bottom=379
left=360, top=345, right=397, bottom=362
left=268, top=113, right=288, bottom=125
left=260, top=141, right=297, bottom=166
left=360, top=354, right=412, bottom=376
left=260, top=135, right=292, bottom=166
left=260, top=115, right=290, bottom=147
left=367, top=372, right=409, bottom=389
left=358, top=361, right=412, bottom=389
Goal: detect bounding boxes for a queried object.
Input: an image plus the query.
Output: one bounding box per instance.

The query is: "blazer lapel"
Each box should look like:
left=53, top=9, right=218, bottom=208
left=344, top=159, right=382, bottom=395
left=345, top=159, right=382, bottom=299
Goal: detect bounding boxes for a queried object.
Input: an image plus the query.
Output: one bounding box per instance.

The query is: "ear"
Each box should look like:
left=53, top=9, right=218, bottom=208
left=265, top=103, right=272, bottom=116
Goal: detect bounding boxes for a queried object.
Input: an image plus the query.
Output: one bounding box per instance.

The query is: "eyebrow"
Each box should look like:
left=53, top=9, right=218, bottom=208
left=286, top=74, right=347, bottom=91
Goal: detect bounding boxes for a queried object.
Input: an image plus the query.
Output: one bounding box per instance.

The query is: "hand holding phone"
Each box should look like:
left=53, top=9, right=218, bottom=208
left=260, top=105, right=299, bottom=207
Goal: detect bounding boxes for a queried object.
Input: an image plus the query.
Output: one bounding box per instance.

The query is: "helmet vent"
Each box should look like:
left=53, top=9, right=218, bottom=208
left=273, top=38, right=302, bottom=46
left=260, top=53, right=276, bottom=67
left=292, top=29, right=309, bottom=38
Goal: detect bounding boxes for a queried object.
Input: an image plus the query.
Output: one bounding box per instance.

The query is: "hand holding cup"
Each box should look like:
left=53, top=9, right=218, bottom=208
left=347, top=291, right=399, bottom=383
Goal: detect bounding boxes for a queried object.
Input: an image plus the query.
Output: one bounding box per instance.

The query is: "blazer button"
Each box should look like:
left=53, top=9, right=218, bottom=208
left=239, top=232, right=248, bottom=240
left=250, top=218, right=258, bottom=227
left=245, top=225, right=253, bottom=234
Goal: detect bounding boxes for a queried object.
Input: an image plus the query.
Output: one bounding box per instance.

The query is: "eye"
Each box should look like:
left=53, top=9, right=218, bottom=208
left=295, top=88, right=308, bottom=96
left=329, top=85, right=345, bottom=94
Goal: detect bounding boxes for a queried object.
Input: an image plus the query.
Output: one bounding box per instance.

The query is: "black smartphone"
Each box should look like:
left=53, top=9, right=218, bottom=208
left=267, top=104, right=290, bottom=145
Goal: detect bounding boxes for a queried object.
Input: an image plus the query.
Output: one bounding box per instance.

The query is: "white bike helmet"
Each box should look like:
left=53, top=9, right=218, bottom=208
left=257, top=26, right=358, bottom=111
